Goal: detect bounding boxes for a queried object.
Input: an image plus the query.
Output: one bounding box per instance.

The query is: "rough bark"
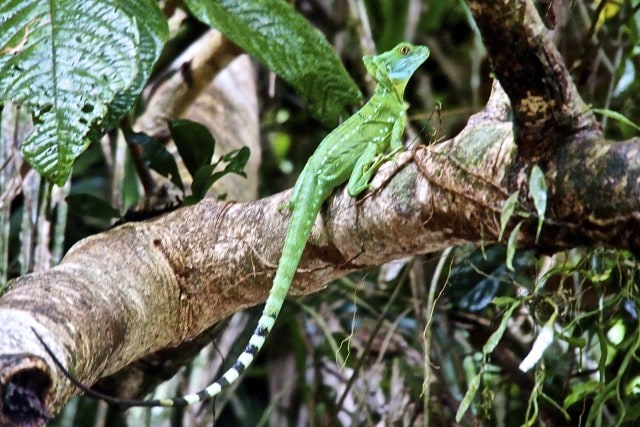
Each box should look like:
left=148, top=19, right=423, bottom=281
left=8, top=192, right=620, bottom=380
left=1, top=0, right=639, bottom=425
left=466, top=0, right=640, bottom=250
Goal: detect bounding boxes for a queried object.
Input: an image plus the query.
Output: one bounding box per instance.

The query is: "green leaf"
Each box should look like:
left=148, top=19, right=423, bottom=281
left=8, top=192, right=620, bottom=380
left=126, top=132, right=184, bottom=191
left=102, top=0, right=168, bottom=131
left=555, top=332, right=587, bottom=348
left=219, top=146, right=250, bottom=177
left=188, top=164, right=219, bottom=203
left=499, top=190, right=519, bottom=241
left=169, top=119, right=216, bottom=177
left=183, top=0, right=362, bottom=125
left=186, top=147, right=250, bottom=205
left=0, top=0, right=167, bottom=185
left=492, top=296, right=517, bottom=307
left=506, top=221, right=523, bottom=271
left=456, top=301, right=520, bottom=422
left=528, top=165, right=547, bottom=243
left=483, top=301, right=520, bottom=355
left=563, top=380, right=599, bottom=409
left=456, top=366, right=483, bottom=422
left=592, top=108, right=640, bottom=132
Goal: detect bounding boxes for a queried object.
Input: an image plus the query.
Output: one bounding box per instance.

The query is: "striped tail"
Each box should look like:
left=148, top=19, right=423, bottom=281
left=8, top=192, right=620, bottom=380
left=160, top=189, right=324, bottom=406
left=35, top=186, right=325, bottom=408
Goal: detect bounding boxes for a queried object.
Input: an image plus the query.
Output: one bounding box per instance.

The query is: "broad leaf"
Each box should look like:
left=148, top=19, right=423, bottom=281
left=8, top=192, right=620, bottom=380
left=563, top=380, right=599, bottom=409
left=169, top=119, right=216, bottom=177
left=186, top=147, right=250, bottom=205
left=0, top=0, right=167, bottom=185
left=217, top=146, right=250, bottom=177
left=184, top=0, right=362, bottom=125
left=102, top=0, right=168, bottom=131
left=126, top=132, right=184, bottom=191
left=188, top=164, right=219, bottom=203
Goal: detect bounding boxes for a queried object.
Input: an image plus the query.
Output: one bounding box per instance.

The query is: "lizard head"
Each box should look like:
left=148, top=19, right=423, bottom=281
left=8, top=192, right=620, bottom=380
left=363, top=42, right=429, bottom=98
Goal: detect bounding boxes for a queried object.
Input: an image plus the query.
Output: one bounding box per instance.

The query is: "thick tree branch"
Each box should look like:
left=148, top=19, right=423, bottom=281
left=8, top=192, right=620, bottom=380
left=466, top=0, right=640, bottom=249
left=466, top=0, right=601, bottom=161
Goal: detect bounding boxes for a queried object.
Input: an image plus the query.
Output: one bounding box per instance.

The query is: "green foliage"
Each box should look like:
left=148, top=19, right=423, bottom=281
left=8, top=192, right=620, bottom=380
left=1, top=0, right=365, bottom=185
left=564, top=380, right=600, bottom=409
left=454, top=247, right=640, bottom=426
left=0, top=0, right=168, bottom=185
left=187, top=148, right=250, bottom=203
left=456, top=300, right=522, bottom=422
left=168, top=119, right=250, bottom=204
left=499, top=190, right=519, bottom=241
left=528, top=165, right=547, bottom=243
left=126, top=131, right=184, bottom=191
left=506, top=221, right=523, bottom=271
left=593, top=108, right=640, bottom=133
left=169, top=119, right=217, bottom=179
left=125, top=121, right=250, bottom=206
left=100, top=0, right=168, bottom=132
left=183, top=0, right=362, bottom=125
left=365, top=0, right=409, bottom=51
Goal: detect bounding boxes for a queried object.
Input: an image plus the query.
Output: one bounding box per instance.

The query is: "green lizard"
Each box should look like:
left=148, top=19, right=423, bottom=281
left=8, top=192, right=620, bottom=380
left=37, top=42, right=429, bottom=408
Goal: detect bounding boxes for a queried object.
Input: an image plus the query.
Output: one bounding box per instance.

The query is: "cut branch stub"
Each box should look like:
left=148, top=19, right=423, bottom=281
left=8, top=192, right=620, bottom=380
left=0, top=354, right=51, bottom=427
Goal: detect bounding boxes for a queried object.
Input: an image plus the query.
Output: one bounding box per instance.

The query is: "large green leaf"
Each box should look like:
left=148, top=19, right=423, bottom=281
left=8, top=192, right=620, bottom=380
left=102, top=0, right=168, bottom=131
left=126, top=131, right=184, bottom=192
left=0, top=0, right=167, bottom=185
left=169, top=119, right=216, bottom=177
left=184, top=0, right=362, bottom=125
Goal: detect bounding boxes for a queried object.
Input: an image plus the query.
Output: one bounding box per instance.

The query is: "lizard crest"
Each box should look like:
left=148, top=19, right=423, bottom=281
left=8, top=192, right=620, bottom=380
left=364, top=42, right=429, bottom=100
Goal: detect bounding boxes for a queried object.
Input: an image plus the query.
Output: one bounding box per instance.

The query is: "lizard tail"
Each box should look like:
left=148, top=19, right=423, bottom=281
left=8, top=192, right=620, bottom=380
left=164, top=190, right=322, bottom=406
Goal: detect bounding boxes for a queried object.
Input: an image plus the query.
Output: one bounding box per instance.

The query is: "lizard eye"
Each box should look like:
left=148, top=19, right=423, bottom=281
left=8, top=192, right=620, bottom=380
left=399, top=45, right=410, bottom=55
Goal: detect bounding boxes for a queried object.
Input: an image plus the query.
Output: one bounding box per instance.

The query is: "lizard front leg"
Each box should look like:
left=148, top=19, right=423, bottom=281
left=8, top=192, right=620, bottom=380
left=346, top=111, right=408, bottom=198
left=346, top=143, right=387, bottom=197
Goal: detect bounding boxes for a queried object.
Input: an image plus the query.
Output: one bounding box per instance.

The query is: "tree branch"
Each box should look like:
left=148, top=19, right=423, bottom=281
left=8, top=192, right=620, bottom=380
left=466, top=0, right=601, bottom=161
